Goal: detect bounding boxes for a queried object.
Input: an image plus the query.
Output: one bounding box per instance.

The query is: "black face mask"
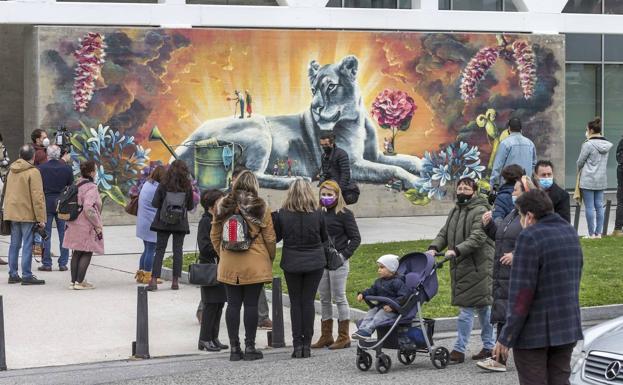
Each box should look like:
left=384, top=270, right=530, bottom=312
left=322, top=146, right=333, bottom=155
left=457, top=193, right=473, bottom=204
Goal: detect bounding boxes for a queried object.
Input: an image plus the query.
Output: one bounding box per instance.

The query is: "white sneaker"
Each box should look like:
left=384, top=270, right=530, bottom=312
left=476, top=357, right=507, bottom=372
left=68, top=283, right=75, bottom=290
left=74, top=281, right=95, bottom=290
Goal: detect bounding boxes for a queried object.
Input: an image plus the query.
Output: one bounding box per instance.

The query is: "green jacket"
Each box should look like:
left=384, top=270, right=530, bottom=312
left=430, top=195, right=494, bottom=308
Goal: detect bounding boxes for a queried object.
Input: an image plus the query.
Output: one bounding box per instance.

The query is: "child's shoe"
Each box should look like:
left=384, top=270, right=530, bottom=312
left=351, top=330, right=372, bottom=341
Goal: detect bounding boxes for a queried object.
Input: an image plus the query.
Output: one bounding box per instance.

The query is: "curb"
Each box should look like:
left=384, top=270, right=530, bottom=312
left=163, top=268, right=623, bottom=333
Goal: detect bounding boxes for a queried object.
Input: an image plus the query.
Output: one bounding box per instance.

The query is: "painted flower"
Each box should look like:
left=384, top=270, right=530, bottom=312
left=96, top=165, right=113, bottom=190
left=432, top=164, right=451, bottom=187
left=460, top=47, right=500, bottom=101
left=72, top=32, right=107, bottom=112
left=511, top=40, right=537, bottom=99
left=371, top=89, right=417, bottom=129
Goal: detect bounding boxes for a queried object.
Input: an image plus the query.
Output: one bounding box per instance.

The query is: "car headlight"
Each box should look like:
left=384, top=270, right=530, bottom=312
left=571, top=340, right=585, bottom=374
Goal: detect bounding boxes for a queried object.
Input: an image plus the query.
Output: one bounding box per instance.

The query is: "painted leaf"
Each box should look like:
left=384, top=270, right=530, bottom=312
left=102, top=185, right=127, bottom=206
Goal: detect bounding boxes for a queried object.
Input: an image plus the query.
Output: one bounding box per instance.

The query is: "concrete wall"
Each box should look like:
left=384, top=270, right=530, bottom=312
left=0, top=25, right=27, bottom=160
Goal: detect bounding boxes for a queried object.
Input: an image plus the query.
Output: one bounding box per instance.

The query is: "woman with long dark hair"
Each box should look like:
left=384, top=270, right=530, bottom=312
left=211, top=171, right=276, bottom=361
left=147, top=160, right=195, bottom=291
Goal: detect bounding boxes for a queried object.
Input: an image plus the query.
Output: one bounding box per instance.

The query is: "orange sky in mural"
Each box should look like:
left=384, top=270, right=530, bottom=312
left=139, top=29, right=446, bottom=161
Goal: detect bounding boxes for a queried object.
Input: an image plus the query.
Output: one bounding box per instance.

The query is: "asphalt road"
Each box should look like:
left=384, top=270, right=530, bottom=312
left=0, top=335, right=520, bottom=385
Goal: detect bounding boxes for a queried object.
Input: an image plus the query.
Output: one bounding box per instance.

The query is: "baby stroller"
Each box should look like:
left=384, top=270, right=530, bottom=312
left=355, top=252, right=451, bottom=374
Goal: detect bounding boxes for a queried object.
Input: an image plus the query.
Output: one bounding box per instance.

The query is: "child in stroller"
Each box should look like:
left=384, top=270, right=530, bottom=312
left=355, top=251, right=451, bottom=374
left=352, top=254, right=409, bottom=341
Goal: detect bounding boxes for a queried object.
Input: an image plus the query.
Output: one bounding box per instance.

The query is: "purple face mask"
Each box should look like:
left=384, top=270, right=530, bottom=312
left=320, top=196, right=337, bottom=207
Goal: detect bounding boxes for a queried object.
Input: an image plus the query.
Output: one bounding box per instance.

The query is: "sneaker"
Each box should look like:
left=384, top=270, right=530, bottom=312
left=68, top=282, right=75, bottom=290
left=476, top=357, right=507, bottom=372
left=351, top=330, right=372, bottom=341
left=74, top=281, right=95, bottom=290
left=59, top=266, right=68, bottom=272
left=594, top=234, right=602, bottom=239
left=449, top=350, right=465, bottom=364
left=37, top=266, right=52, bottom=272
left=612, top=229, right=623, bottom=237
left=471, top=348, right=492, bottom=360
left=0, top=258, right=8, bottom=265
left=8, top=275, right=22, bottom=284
left=21, top=276, right=45, bottom=285
left=258, top=319, right=273, bottom=330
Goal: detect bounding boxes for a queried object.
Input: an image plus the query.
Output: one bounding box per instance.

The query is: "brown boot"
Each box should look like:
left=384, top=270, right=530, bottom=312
left=135, top=270, right=144, bottom=284
left=450, top=350, right=465, bottom=364
left=328, top=320, right=351, bottom=350
left=311, top=319, right=334, bottom=349
left=146, top=277, right=158, bottom=291
left=171, top=276, right=179, bottom=290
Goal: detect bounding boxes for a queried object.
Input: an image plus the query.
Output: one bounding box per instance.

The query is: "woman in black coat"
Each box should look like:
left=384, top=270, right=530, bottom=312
left=273, top=179, right=328, bottom=359
left=478, top=176, right=535, bottom=371
left=148, top=160, right=196, bottom=291
left=197, top=189, right=228, bottom=352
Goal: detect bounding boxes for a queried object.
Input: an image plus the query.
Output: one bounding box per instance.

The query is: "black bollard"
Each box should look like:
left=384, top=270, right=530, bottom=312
left=0, top=296, right=6, bottom=371
left=133, top=286, right=150, bottom=359
left=574, top=204, right=581, bottom=232
left=603, top=200, right=612, bottom=236
left=270, top=277, right=286, bottom=348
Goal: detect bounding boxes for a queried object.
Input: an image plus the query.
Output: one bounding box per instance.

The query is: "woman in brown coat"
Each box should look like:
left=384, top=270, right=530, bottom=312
left=211, top=171, right=276, bottom=362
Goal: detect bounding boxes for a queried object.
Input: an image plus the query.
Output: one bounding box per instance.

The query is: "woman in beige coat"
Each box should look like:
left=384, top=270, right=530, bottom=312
left=211, top=171, right=276, bottom=362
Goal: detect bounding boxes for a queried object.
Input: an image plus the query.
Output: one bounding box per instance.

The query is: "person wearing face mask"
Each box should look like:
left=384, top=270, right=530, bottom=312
left=30, top=129, right=49, bottom=166
left=477, top=176, right=534, bottom=373
left=534, top=160, right=570, bottom=223
left=426, top=177, right=495, bottom=364
left=311, top=180, right=361, bottom=351
left=318, top=132, right=359, bottom=204
left=492, top=164, right=524, bottom=220
left=492, top=190, right=583, bottom=385
left=576, top=117, right=613, bottom=238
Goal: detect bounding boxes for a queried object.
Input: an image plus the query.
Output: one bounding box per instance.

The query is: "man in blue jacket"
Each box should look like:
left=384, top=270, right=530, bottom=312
left=492, top=190, right=583, bottom=385
left=490, top=117, right=537, bottom=189
left=37, top=145, right=74, bottom=271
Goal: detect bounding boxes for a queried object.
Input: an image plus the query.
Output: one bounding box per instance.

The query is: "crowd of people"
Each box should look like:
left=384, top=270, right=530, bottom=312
left=0, top=116, right=620, bottom=385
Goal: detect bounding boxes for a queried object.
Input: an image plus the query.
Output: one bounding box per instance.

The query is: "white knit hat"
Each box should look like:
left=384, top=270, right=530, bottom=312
left=377, top=254, right=400, bottom=273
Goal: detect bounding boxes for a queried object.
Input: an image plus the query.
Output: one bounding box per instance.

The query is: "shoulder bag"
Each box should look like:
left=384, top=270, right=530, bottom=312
left=188, top=241, right=219, bottom=286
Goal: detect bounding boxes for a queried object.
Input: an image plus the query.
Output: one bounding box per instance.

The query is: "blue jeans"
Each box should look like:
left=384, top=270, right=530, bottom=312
left=8, top=222, right=35, bottom=279
left=454, top=306, right=495, bottom=354
left=582, top=189, right=605, bottom=236
left=139, top=240, right=156, bottom=272
left=42, top=213, right=69, bottom=267
left=358, top=307, right=398, bottom=334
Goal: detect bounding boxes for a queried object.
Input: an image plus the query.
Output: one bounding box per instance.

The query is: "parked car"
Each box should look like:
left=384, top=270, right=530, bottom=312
left=571, top=315, right=623, bottom=384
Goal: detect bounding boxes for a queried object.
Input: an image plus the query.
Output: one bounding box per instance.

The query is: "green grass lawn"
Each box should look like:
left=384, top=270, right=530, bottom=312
left=164, top=237, right=623, bottom=318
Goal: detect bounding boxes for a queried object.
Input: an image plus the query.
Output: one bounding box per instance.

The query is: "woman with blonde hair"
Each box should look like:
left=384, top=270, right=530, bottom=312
left=211, top=170, right=276, bottom=362
left=273, top=178, right=328, bottom=359
left=311, top=180, right=361, bottom=350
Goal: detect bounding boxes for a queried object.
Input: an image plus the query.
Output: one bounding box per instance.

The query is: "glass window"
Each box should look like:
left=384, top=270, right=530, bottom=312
left=563, top=0, right=602, bottom=13
left=186, top=0, right=277, bottom=3
left=604, top=65, right=622, bottom=189
left=327, top=0, right=342, bottom=6
left=344, top=0, right=398, bottom=7
left=503, top=0, right=517, bottom=11
left=605, top=0, right=623, bottom=13
left=398, top=0, right=412, bottom=8
left=565, top=64, right=602, bottom=188
left=605, top=35, right=623, bottom=61
left=565, top=34, right=602, bottom=62
left=451, top=0, right=502, bottom=10
left=438, top=0, right=451, bottom=9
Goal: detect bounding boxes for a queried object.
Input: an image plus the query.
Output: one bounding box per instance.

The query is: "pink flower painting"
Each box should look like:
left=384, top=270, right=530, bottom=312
left=72, top=32, right=107, bottom=113
left=371, top=89, right=417, bottom=154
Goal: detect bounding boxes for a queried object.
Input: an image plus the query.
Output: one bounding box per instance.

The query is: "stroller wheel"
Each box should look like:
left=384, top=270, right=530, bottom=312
left=356, top=351, right=373, bottom=371
left=375, top=353, right=392, bottom=374
left=398, top=350, right=416, bottom=365
left=431, top=346, right=450, bottom=369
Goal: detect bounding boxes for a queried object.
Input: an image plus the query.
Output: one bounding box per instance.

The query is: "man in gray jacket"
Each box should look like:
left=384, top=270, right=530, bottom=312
left=490, top=118, right=537, bottom=189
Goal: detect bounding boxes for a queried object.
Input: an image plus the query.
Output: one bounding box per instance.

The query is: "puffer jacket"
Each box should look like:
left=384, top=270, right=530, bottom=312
left=577, top=136, right=613, bottom=190
left=484, top=209, right=522, bottom=324
left=492, top=183, right=514, bottom=220
left=429, top=195, right=494, bottom=308
left=3, top=159, right=46, bottom=223
left=361, top=275, right=410, bottom=305
left=211, top=191, right=276, bottom=286
left=273, top=209, right=328, bottom=274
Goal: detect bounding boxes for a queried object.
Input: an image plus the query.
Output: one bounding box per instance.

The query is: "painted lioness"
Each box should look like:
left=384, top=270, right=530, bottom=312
left=176, top=55, right=422, bottom=189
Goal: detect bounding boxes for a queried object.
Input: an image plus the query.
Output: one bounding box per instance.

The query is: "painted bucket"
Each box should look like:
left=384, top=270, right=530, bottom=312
left=194, top=139, right=229, bottom=190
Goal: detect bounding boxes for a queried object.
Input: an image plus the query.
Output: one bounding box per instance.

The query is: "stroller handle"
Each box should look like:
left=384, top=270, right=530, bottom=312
left=433, top=253, right=454, bottom=269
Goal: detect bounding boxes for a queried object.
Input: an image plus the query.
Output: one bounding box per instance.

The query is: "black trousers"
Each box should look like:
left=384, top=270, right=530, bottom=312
left=284, top=268, right=324, bottom=346
left=152, top=231, right=185, bottom=278
left=513, top=343, right=575, bottom=385
left=199, top=288, right=224, bottom=342
left=615, top=166, right=623, bottom=230
left=225, top=283, right=263, bottom=345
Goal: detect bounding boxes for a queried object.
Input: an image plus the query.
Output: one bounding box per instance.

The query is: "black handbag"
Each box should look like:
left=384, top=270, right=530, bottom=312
left=0, top=172, right=11, bottom=236
left=189, top=259, right=219, bottom=286
left=324, top=237, right=344, bottom=271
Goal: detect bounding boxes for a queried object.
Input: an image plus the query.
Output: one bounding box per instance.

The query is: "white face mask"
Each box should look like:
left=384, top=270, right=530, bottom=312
left=42, top=137, right=50, bottom=147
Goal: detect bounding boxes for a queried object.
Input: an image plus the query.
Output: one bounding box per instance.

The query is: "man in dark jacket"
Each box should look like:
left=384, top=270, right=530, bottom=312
left=493, top=190, right=583, bottom=385
left=319, top=132, right=358, bottom=203
left=613, top=137, right=623, bottom=236
left=31, top=129, right=49, bottom=166
left=37, top=145, right=74, bottom=271
left=535, top=160, right=571, bottom=223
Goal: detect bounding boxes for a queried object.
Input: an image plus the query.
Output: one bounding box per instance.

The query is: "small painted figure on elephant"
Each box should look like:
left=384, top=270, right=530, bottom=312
left=176, top=55, right=422, bottom=190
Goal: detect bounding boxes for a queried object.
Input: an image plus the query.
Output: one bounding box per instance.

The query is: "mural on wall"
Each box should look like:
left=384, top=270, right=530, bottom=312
left=35, top=27, right=564, bottom=206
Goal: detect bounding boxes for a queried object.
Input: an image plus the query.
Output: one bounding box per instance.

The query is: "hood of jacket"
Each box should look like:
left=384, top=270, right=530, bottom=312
left=457, top=195, right=490, bottom=210
left=77, top=177, right=98, bottom=194
left=9, top=158, right=35, bottom=173
left=589, top=137, right=613, bottom=154
left=215, top=190, right=267, bottom=226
